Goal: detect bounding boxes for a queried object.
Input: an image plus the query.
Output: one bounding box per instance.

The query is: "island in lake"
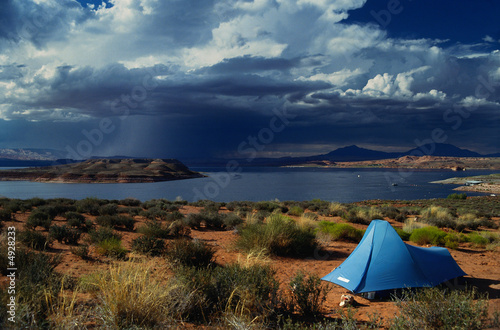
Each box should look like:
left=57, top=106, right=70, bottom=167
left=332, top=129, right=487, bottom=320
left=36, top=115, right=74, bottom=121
left=0, top=158, right=205, bottom=183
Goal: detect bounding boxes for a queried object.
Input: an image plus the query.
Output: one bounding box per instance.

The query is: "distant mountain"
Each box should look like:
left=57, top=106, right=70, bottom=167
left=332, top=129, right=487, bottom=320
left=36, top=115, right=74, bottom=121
left=402, top=143, right=483, bottom=158
left=312, top=145, right=399, bottom=161
left=0, top=148, right=66, bottom=161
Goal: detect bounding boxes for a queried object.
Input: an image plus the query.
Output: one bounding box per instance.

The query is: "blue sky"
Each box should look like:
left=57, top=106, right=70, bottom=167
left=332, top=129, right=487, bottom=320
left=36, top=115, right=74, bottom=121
left=0, top=0, right=499, bottom=160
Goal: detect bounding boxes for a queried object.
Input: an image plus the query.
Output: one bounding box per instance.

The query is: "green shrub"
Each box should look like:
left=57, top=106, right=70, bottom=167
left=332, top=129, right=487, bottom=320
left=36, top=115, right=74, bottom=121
left=0, top=209, right=12, bottom=222
left=95, top=215, right=135, bottom=230
left=444, top=233, right=461, bottom=249
left=166, top=239, right=215, bottom=268
left=391, top=287, right=488, bottom=329
left=49, top=225, right=81, bottom=245
left=236, top=214, right=318, bottom=257
left=98, top=203, right=119, bottom=216
left=317, top=221, right=364, bottom=242
left=75, top=197, right=102, bottom=215
left=88, top=227, right=122, bottom=244
left=96, top=237, right=127, bottom=259
left=26, top=210, right=53, bottom=230
left=288, top=206, right=304, bottom=216
left=409, top=226, right=447, bottom=246
left=467, top=232, right=490, bottom=247
left=395, top=228, right=411, bottom=241
left=287, top=271, right=330, bottom=317
left=18, top=230, right=51, bottom=250
left=132, top=236, right=165, bottom=256
left=447, top=193, right=467, bottom=200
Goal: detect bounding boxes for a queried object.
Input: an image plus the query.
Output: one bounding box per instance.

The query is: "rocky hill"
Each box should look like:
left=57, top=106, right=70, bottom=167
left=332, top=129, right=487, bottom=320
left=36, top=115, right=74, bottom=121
left=0, top=158, right=205, bottom=183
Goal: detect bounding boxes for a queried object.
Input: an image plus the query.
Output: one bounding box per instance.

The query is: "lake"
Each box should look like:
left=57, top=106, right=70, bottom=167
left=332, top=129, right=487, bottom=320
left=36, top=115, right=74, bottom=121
left=0, top=167, right=495, bottom=202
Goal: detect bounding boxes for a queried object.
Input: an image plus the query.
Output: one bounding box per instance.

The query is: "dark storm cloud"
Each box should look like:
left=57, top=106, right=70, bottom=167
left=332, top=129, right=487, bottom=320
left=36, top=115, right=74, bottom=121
left=1, top=0, right=499, bottom=157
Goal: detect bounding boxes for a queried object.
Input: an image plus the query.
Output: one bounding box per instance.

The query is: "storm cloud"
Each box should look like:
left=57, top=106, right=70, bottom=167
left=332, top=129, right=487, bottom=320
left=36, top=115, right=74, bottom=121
left=0, top=0, right=499, bottom=158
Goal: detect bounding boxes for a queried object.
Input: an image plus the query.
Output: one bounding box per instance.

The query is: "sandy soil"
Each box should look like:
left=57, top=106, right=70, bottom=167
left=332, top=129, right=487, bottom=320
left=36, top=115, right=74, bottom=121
left=2, top=205, right=499, bottom=328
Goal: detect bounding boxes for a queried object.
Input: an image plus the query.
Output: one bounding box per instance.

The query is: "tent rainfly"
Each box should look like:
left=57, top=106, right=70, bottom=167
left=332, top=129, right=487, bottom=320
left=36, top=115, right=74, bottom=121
left=322, top=220, right=466, bottom=293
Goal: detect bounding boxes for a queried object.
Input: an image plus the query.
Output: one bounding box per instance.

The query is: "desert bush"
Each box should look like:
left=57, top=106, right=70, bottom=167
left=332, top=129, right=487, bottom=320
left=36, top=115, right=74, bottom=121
left=391, top=287, right=488, bottom=330
left=49, top=225, right=81, bottom=245
left=288, top=206, right=304, bottom=216
left=141, top=206, right=168, bottom=220
left=317, top=221, right=363, bottom=242
left=447, top=192, right=467, bottom=200
left=329, top=202, right=348, bottom=217
left=25, top=197, right=47, bottom=208
left=11, top=249, right=62, bottom=326
left=95, top=214, right=135, bottom=230
left=0, top=209, right=12, bottom=222
left=119, top=198, right=142, bottom=206
left=38, top=202, right=75, bottom=218
left=119, top=206, right=142, bottom=216
left=132, top=236, right=165, bottom=256
left=166, top=210, right=184, bottom=221
left=183, top=213, right=203, bottom=229
left=167, top=220, right=191, bottom=237
left=18, top=229, right=51, bottom=250
left=26, top=210, right=53, bottom=230
left=98, top=203, right=118, bottom=216
left=379, top=205, right=401, bottom=219
left=287, top=271, right=330, bottom=317
left=420, top=205, right=455, bottom=228
left=343, top=206, right=382, bottom=225
left=70, top=244, right=90, bottom=260
left=236, top=213, right=318, bottom=257
left=166, top=239, right=215, bottom=268
left=4, top=199, right=28, bottom=213
left=255, top=201, right=283, bottom=213
left=96, top=237, right=127, bottom=259
left=88, top=227, right=122, bottom=244
left=222, top=213, right=244, bottom=229
left=409, top=226, right=447, bottom=246
left=175, top=262, right=279, bottom=323
left=65, top=211, right=85, bottom=225
left=443, top=233, right=461, bottom=249
left=75, top=197, right=102, bottom=215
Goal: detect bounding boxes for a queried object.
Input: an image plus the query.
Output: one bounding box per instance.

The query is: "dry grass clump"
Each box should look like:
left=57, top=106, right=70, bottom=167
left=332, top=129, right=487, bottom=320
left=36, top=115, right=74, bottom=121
left=391, top=287, right=489, bottom=329
left=420, top=205, right=455, bottom=228
left=402, top=217, right=427, bottom=233
left=83, top=261, right=191, bottom=328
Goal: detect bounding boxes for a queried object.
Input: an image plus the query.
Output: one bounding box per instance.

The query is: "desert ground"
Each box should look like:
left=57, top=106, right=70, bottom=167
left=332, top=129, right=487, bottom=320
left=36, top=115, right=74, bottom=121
left=1, top=196, right=499, bottom=328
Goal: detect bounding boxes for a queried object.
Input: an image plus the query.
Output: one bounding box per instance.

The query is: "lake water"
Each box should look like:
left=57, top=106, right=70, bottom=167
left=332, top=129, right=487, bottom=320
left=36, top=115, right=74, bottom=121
left=0, top=167, right=495, bottom=202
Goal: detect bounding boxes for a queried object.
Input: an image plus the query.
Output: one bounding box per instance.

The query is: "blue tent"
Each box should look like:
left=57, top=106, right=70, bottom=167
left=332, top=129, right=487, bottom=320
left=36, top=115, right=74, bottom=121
left=322, top=220, right=466, bottom=293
